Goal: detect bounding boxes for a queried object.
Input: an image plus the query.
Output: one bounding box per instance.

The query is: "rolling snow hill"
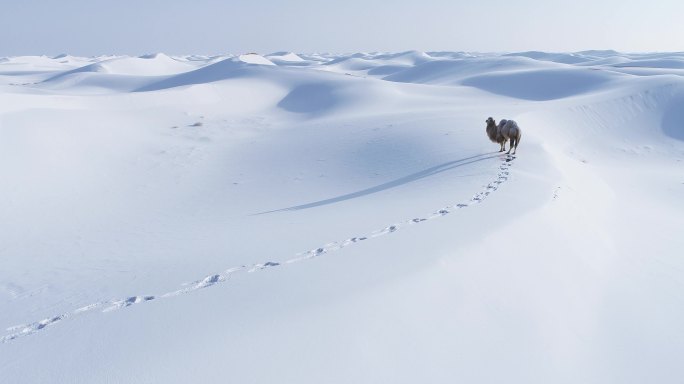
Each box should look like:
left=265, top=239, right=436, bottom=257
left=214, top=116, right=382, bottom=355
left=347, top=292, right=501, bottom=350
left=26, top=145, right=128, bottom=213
left=1, top=50, right=683, bottom=383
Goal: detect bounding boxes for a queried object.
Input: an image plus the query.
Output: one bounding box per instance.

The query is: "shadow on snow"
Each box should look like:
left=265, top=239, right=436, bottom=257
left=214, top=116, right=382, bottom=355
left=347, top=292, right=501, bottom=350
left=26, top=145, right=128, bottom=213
left=257, top=152, right=502, bottom=214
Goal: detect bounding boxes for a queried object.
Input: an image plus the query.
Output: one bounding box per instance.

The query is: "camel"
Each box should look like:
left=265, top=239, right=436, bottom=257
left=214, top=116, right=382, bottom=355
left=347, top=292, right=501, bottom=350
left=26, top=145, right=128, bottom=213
left=485, top=117, right=522, bottom=155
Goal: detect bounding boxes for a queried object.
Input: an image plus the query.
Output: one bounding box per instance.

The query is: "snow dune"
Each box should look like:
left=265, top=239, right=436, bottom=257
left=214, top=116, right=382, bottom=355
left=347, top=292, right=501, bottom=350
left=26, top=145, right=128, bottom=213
left=461, top=67, right=621, bottom=100
left=384, top=56, right=558, bottom=84
left=238, top=53, right=276, bottom=66
left=267, top=51, right=306, bottom=63
left=1, top=50, right=684, bottom=383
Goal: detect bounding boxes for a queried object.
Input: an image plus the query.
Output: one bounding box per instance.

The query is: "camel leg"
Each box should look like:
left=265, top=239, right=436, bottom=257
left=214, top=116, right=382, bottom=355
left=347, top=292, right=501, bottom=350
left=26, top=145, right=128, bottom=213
left=512, top=136, right=519, bottom=154
left=508, top=138, right=516, bottom=154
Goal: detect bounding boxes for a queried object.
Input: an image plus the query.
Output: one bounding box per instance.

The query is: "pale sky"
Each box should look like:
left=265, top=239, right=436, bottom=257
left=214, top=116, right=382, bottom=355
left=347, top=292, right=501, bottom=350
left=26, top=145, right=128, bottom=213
left=2, top=0, right=682, bottom=56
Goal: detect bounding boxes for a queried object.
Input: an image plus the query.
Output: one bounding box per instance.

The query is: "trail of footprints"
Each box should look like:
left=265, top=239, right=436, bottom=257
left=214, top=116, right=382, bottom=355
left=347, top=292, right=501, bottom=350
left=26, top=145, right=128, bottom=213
left=1, top=155, right=514, bottom=343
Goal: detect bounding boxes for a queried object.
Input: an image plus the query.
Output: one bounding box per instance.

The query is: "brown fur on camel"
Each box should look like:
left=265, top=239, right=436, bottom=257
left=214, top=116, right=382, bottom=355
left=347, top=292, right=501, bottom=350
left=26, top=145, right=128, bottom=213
left=485, top=117, right=507, bottom=152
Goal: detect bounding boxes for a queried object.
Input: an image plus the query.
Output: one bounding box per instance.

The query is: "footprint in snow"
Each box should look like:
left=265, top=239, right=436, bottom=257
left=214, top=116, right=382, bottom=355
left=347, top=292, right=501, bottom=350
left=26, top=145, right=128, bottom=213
left=35, top=315, right=65, bottom=330
left=249, top=262, right=281, bottom=272
left=195, top=274, right=223, bottom=288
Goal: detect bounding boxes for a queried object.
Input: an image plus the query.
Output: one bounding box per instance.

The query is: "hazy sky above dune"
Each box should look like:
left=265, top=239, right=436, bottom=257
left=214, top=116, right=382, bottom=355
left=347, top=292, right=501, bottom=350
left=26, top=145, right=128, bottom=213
left=2, top=0, right=682, bottom=56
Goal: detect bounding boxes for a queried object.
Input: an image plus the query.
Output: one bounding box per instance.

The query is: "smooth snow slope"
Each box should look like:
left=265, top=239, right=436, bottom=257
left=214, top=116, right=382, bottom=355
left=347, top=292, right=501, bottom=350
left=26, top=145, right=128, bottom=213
left=1, top=51, right=684, bottom=384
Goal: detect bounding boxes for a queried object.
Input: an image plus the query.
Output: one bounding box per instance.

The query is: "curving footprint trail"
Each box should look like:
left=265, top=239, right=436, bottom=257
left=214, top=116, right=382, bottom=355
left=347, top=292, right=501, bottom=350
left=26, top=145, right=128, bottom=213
left=1, top=155, right=515, bottom=344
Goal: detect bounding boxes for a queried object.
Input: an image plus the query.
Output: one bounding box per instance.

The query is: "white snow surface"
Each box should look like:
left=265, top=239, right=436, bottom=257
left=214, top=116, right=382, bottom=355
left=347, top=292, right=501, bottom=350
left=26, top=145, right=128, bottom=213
left=1, top=50, right=684, bottom=383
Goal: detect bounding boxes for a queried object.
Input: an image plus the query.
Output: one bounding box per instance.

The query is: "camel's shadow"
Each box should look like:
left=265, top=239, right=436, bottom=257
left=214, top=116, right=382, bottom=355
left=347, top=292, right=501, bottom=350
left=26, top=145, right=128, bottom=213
left=257, top=152, right=502, bottom=214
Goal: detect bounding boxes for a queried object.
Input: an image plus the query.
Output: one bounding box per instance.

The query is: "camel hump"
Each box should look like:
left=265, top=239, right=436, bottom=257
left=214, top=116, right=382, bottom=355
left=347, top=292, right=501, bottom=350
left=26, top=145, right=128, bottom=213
left=507, top=120, right=521, bottom=138
left=502, top=119, right=520, bottom=131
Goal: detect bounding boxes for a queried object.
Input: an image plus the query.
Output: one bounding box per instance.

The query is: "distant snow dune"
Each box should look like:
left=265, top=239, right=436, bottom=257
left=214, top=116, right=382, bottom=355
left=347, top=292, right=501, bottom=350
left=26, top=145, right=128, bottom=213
left=1, top=50, right=684, bottom=384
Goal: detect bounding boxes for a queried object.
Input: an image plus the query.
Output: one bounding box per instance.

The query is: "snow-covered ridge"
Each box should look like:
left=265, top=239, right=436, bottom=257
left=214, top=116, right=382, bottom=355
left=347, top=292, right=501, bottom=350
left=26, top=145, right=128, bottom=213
left=4, top=50, right=683, bottom=93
